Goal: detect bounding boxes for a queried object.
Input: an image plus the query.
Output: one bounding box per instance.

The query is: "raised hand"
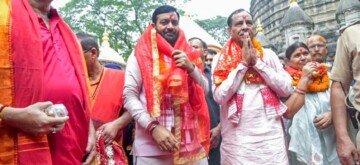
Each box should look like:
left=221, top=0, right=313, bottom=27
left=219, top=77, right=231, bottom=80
left=172, top=50, right=194, bottom=73
left=241, top=32, right=257, bottom=66
left=301, top=62, right=317, bottom=80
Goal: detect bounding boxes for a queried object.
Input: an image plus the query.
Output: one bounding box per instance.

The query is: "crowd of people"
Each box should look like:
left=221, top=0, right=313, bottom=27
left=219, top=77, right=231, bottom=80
left=0, top=0, right=360, bottom=165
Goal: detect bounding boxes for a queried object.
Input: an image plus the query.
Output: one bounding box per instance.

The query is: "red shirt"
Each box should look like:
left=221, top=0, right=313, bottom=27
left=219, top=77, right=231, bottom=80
left=39, top=9, right=89, bottom=164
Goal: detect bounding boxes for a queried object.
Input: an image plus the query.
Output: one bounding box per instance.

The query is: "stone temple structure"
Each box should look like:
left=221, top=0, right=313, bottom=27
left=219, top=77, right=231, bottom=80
left=280, top=0, right=314, bottom=48
left=336, top=0, right=360, bottom=31
left=250, top=0, right=340, bottom=60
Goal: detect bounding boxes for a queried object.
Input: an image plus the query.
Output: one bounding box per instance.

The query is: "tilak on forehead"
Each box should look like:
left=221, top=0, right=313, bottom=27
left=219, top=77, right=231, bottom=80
left=169, top=12, right=175, bottom=21
left=299, top=47, right=306, bottom=54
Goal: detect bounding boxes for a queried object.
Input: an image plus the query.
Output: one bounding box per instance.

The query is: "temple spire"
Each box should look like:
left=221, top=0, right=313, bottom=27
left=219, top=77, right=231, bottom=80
left=290, top=0, right=297, bottom=4
left=101, top=28, right=110, bottom=47
left=256, top=19, right=264, bottom=34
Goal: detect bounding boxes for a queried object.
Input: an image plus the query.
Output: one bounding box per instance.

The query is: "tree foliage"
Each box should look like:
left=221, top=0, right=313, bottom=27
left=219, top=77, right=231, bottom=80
left=59, top=0, right=168, bottom=59
left=59, top=0, right=223, bottom=60
left=195, top=16, right=229, bottom=46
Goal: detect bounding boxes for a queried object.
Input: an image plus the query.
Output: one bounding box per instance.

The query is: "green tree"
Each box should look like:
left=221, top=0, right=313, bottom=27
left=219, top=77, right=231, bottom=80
left=59, top=0, right=168, bottom=59
left=195, top=16, right=228, bottom=45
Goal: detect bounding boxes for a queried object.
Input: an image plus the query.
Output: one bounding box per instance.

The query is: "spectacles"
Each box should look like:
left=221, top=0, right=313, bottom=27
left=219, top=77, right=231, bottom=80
left=308, top=44, right=325, bottom=50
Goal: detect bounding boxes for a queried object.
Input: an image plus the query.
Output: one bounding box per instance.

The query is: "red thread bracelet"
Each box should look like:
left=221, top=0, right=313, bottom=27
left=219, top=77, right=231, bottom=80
left=147, top=120, right=160, bottom=135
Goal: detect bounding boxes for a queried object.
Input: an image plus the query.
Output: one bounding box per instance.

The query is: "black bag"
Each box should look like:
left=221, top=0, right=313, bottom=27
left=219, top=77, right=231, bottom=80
left=346, top=89, right=359, bottom=129
left=339, top=81, right=360, bottom=129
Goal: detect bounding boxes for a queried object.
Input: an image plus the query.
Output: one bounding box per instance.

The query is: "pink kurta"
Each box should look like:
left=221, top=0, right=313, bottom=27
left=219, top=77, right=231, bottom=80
left=40, top=9, right=90, bottom=164
left=212, top=49, right=293, bottom=165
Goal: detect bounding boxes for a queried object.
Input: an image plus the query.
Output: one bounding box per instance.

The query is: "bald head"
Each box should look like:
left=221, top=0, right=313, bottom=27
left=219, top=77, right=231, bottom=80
left=306, top=35, right=327, bottom=45
left=306, top=35, right=328, bottom=63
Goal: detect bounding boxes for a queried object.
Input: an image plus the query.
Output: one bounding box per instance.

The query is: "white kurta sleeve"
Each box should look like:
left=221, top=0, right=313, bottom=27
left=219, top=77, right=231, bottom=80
left=188, top=66, right=209, bottom=94
left=123, top=54, right=153, bottom=129
left=212, top=55, right=249, bottom=105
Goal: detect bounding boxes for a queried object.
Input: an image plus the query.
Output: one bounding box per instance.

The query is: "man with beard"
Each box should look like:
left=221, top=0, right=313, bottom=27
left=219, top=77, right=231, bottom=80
left=306, top=35, right=328, bottom=63
left=212, top=8, right=294, bottom=164
left=123, top=5, right=210, bottom=165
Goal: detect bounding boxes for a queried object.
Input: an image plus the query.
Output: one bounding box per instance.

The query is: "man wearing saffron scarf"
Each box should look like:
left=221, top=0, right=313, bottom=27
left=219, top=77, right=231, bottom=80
left=77, top=33, right=132, bottom=164
left=0, top=0, right=95, bottom=164
left=212, top=9, right=293, bottom=164
left=123, top=5, right=210, bottom=165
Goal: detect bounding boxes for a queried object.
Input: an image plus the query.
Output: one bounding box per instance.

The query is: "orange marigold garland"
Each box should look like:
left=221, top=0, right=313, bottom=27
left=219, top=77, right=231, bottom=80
left=307, top=64, right=330, bottom=92
left=285, top=63, right=330, bottom=93
left=213, top=38, right=265, bottom=86
left=252, top=38, right=264, bottom=59
left=284, top=67, right=302, bottom=86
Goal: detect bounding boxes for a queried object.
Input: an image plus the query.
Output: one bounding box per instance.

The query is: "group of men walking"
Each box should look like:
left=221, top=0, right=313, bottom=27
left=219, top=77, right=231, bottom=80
left=1, top=0, right=360, bottom=165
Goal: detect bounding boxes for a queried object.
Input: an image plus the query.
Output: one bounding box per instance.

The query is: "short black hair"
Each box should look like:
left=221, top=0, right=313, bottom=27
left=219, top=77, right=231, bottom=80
left=76, top=32, right=99, bottom=52
left=227, top=8, right=252, bottom=27
left=207, top=49, right=217, bottom=55
left=152, top=5, right=180, bottom=23
left=188, top=37, right=208, bottom=50
left=285, top=41, right=309, bottom=60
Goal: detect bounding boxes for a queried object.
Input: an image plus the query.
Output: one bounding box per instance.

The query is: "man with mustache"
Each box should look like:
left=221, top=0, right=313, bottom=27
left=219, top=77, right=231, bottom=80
left=123, top=5, right=210, bottom=165
left=306, top=35, right=328, bottom=63
left=212, top=8, right=294, bottom=164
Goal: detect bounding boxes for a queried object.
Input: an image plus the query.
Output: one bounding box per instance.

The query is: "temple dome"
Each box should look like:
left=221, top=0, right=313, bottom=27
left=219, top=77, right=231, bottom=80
left=336, top=0, right=360, bottom=29
left=98, top=29, right=126, bottom=68
left=179, top=14, right=222, bottom=49
left=281, top=0, right=313, bottom=28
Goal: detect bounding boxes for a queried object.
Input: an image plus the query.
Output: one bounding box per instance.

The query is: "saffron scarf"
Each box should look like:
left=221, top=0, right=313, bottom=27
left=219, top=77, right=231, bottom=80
left=0, top=0, right=90, bottom=164
left=91, top=68, right=125, bottom=126
left=134, top=25, right=210, bottom=164
left=213, top=38, right=264, bottom=86
left=284, top=64, right=330, bottom=92
left=91, top=68, right=128, bottom=165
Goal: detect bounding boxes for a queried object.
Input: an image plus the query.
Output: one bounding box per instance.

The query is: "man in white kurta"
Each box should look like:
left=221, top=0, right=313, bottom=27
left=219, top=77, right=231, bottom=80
left=212, top=9, right=293, bottom=165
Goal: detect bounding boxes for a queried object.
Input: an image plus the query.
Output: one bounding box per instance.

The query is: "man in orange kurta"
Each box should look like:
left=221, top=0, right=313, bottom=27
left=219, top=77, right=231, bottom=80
left=0, top=0, right=95, bottom=164
left=77, top=33, right=132, bottom=164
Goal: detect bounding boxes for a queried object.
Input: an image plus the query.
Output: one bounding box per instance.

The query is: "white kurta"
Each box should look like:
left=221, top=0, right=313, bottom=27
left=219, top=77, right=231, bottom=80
left=212, top=49, right=293, bottom=165
left=288, top=90, right=339, bottom=165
